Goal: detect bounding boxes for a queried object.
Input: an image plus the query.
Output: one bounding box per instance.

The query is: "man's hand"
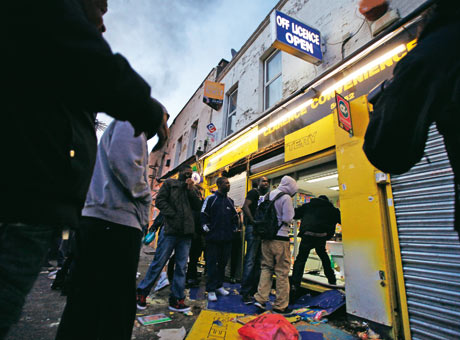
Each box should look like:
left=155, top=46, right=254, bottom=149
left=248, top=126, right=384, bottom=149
left=151, top=111, right=169, bottom=151
left=203, top=225, right=210, bottom=232
left=185, top=178, right=194, bottom=191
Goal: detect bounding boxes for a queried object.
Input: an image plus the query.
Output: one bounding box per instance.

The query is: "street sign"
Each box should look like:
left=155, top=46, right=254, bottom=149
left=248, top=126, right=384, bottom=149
left=207, top=123, right=217, bottom=133
left=336, top=93, right=353, bottom=135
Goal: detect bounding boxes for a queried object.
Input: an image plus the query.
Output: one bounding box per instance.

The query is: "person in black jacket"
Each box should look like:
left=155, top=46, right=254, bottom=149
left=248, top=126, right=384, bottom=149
left=363, top=1, right=460, bottom=238
left=0, top=1, right=168, bottom=337
left=201, top=177, right=239, bottom=302
left=291, top=195, right=341, bottom=298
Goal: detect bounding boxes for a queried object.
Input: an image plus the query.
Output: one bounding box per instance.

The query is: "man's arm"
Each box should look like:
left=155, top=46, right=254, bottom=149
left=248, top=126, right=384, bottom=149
left=242, top=198, right=254, bottom=224
left=200, top=195, right=213, bottom=232
left=280, top=196, right=295, bottom=225
left=155, top=181, right=176, bottom=217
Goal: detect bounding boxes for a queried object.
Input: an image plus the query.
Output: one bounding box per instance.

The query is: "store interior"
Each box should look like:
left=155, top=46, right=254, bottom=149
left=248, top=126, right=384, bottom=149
left=265, top=158, right=345, bottom=288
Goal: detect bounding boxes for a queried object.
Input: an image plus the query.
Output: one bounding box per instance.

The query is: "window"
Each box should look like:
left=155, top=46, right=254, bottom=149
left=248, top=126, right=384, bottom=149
left=226, top=88, right=238, bottom=137
left=174, top=137, right=182, bottom=167
left=158, top=154, right=165, bottom=177
left=188, top=120, right=198, bottom=158
left=264, top=50, right=282, bottom=110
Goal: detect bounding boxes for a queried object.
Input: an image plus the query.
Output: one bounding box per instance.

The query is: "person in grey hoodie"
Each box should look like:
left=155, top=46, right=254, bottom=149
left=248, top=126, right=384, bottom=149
left=56, top=120, right=152, bottom=340
left=254, top=175, right=298, bottom=314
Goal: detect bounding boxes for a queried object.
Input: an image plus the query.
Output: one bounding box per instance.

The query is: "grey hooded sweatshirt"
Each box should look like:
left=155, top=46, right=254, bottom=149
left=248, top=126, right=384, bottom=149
left=82, top=120, right=151, bottom=230
left=269, top=175, right=298, bottom=238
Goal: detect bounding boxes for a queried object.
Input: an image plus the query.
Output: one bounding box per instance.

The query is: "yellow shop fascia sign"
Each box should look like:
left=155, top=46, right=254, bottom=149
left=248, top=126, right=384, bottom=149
left=285, top=114, right=335, bottom=162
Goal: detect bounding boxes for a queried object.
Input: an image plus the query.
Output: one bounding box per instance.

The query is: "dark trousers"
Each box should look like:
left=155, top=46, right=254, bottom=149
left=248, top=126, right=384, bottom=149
left=56, top=217, right=142, bottom=340
left=205, top=241, right=231, bottom=292
left=187, top=235, right=205, bottom=281
left=291, top=236, right=335, bottom=288
left=240, top=225, right=261, bottom=296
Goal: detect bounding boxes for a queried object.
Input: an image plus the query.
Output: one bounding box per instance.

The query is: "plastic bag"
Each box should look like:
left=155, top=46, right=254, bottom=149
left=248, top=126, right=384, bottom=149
left=238, top=313, right=299, bottom=340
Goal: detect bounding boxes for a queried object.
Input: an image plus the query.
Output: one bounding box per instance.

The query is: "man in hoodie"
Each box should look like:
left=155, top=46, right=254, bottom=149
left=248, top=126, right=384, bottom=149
left=254, top=176, right=298, bottom=314
left=55, top=120, right=152, bottom=339
left=290, top=195, right=341, bottom=301
left=136, top=165, right=201, bottom=312
left=201, top=177, right=239, bottom=302
left=0, top=1, right=168, bottom=338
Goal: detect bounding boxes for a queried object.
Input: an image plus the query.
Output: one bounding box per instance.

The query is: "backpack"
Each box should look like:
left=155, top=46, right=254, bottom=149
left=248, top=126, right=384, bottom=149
left=253, top=192, right=288, bottom=240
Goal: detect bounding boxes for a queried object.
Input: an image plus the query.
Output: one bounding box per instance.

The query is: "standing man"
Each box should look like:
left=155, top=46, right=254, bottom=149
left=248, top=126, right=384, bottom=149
left=240, top=177, right=269, bottom=303
left=0, top=1, right=168, bottom=338
left=290, top=195, right=341, bottom=301
left=254, top=176, right=297, bottom=314
left=136, top=165, right=201, bottom=312
left=56, top=120, right=153, bottom=339
left=201, top=177, right=240, bottom=302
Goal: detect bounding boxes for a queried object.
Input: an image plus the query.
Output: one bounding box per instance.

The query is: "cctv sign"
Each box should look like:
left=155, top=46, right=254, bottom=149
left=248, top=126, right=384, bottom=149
left=270, top=10, right=322, bottom=65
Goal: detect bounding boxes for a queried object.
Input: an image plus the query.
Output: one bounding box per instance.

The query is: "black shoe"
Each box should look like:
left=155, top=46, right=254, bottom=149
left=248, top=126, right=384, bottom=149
left=328, top=279, right=337, bottom=285
left=136, top=293, right=147, bottom=310
left=289, top=286, right=298, bottom=304
left=254, top=301, right=266, bottom=310
left=273, top=307, right=293, bottom=315
left=168, top=298, right=191, bottom=312
left=242, top=295, right=254, bottom=305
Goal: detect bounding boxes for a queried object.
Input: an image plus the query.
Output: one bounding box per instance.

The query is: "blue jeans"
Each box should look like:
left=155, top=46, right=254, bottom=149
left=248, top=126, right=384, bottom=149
left=205, top=241, right=232, bottom=292
left=137, top=229, right=191, bottom=300
left=240, top=225, right=261, bottom=296
left=0, top=222, right=57, bottom=338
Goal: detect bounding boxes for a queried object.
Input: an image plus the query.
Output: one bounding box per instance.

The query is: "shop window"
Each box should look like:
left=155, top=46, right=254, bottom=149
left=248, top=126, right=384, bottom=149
left=174, top=137, right=182, bottom=167
left=188, top=120, right=198, bottom=158
left=264, top=50, right=282, bottom=110
left=225, top=88, right=238, bottom=137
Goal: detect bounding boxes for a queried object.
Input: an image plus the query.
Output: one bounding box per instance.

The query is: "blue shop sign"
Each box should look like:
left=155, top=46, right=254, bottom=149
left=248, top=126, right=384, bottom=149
left=270, top=10, right=323, bottom=65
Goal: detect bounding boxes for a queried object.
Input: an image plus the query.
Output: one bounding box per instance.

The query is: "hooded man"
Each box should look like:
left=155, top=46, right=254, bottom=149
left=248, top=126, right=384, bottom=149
left=290, top=195, right=341, bottom=301
left=136, top=165, right=201, bottom=312
left=254, top=175, right=298, bottom=314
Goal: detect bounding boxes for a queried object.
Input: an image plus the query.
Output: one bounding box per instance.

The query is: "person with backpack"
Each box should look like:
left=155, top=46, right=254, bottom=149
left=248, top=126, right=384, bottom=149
left=290, top=195, right=341, bottom=302
left=254, top=175, right=298, bottom=314
left=201, top=177, right=240, bottom=302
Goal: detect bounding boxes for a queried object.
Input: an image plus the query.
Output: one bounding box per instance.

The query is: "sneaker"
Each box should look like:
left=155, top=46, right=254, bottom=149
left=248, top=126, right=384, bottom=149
left=216, top=287, right=229, bottom=296
left=328, top=279, right=337, bottom=285
left=168, top=298, right=191, bottom=312
left=136, top=293, right=147, bottom=310
left=207, top=292, right=217, bottom=302
left=242, top=295, right=254, bottom=305
left=273, top=307, right=293, bottom=315
left=254, top=301, right=266, bottom=310
left=154, top=272, right=170, bottom=292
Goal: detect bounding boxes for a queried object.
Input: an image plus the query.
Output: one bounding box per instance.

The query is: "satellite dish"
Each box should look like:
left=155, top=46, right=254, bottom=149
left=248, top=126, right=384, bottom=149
left=191, top=172, right=202, bottom=184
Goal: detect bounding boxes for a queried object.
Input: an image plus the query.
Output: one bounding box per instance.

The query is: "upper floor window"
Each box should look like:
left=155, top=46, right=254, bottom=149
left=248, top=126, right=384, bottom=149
left=174, top=137, right=182, bottom=167
left=226, top=88, right=238, bottom=137
left=264, top=50, right=282, bottom=110
left=188, top=120, right=198, bottom=158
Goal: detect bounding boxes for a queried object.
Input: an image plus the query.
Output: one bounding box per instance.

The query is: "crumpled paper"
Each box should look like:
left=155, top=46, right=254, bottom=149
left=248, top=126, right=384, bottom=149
left=157, top=326, right=186, bottom=340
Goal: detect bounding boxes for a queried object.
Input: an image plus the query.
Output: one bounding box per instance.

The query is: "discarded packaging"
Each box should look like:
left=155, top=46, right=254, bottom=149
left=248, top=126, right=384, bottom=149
left=313, top=310, right=327, bottom=321
left=157, top=326, right=186, bottom=340
left=137, top=313, right=172, bottom=325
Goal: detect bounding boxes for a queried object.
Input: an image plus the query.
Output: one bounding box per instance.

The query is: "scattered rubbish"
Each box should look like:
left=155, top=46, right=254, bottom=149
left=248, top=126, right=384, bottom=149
left=48, top=322, right=60, bottom=328
left=358, top=325, right=381, bottom=340
left=47, top=270, right=58, bottom=280
left=238, top=313, right=299, bottom=340
left=136, top=271, right=141, bottom=279
left=187, top=310, right=243, bottom=340
left=136, top=313, right=145, bottom=316
left=157, top=326, right=186, bottom=340
left=285, top=315, right=301, bottom=324
left=313, top=310, right=327, bottom=322
left=183, top=310, right=194, bottom=316
left=233, top=312, right=270, bottom=325
left=137, top=313, right=172, bottom=325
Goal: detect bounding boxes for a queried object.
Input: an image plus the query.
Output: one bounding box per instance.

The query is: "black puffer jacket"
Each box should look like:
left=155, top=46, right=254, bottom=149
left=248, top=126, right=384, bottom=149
left=0, top=0, right=164, bottom=228
left=156, top=179, right=202, bottom=236
left=294, top=198, right=341, bottom=239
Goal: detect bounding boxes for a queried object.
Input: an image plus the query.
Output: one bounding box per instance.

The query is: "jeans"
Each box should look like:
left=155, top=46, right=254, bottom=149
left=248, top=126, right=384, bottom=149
left=137, top=229, right=191, bottom=300
left=240, top=225, right=261, bottom=296
left=291, top=236, right=336, bottom=288
left=205, top=241, right=232, bottom=292
left=56, top=217, right=142, bottom=340
left=0, top=222, right=57, bottom=339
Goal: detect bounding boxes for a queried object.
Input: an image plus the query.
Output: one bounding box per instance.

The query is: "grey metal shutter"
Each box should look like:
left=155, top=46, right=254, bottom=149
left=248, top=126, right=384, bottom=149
left=391, top=124, right=460, bottom=340
left=227, top=171, right=247, bottom=207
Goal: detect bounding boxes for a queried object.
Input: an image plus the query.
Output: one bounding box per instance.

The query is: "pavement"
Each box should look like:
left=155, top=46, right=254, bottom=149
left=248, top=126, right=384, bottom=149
left=5, top=244, right=362, bottom=339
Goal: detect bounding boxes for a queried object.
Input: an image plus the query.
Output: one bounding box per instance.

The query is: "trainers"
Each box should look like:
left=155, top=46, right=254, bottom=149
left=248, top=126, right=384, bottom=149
left=216, top=287, right=229, bottom=296
left=254, top=301, right=266, bottom=310
left=273, top=307, right=293, bottom=315
left=136, top=293, right=147, bottom=310
left=154, top=272, right=170, bottom=292
left=242, top=295, right=254, bottom=305
left=168, top=298, right=191, bottom=312
left=207, top=292, right=217, bottom=302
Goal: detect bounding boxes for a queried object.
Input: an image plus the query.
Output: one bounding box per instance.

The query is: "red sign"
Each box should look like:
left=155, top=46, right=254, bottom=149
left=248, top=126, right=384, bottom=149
left=336, top=93, right=353, bottom=135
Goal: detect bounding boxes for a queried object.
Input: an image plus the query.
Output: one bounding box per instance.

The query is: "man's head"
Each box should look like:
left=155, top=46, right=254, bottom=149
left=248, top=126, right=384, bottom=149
left=178, top=165, right=192, bottom=181
left=318, top=195, right=330, bottom=202
left=216, top=177, right=230, bottom=194
left=257, top=176, right=269, bottom=194
left=81, top=0, right=108, bottom=33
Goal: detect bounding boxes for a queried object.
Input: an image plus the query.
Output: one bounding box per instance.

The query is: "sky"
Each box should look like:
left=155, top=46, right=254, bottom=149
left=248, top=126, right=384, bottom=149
left=98, top=0, right=280, bottom=150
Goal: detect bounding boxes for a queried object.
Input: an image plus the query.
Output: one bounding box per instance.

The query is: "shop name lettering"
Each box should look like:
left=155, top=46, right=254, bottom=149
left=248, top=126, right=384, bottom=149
left=263, top=39, right=417, bottom=137
left=286, top=132, right=317, bottom=152
left=277, top=15, right=320, bottom=54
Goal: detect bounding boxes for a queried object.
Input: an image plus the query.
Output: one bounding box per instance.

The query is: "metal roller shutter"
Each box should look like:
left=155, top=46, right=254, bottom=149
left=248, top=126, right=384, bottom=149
left=227, top=171, right=247, bottom=207
left=391, top=124, right=460, bottom=340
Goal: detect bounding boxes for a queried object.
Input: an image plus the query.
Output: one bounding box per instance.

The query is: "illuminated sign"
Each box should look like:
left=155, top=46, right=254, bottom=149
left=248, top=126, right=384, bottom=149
left=270, top=10, right=322, bottom=65
left=203, top=80, right=225, bottom=110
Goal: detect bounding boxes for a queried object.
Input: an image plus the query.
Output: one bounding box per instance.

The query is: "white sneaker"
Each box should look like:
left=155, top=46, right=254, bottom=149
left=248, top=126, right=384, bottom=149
left=208, top=292, right=217, bottom=302
left=154, top=272, right=170, bottom=292
left=216, top=287, right=229, bottom=296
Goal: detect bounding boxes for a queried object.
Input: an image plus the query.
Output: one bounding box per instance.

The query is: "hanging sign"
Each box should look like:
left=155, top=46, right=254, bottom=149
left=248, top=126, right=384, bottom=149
left=270, top=10, right=323, bottom=65
left=203, top=81, right=225, bottom=110
left=336, top=93, right=353, bottom=135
